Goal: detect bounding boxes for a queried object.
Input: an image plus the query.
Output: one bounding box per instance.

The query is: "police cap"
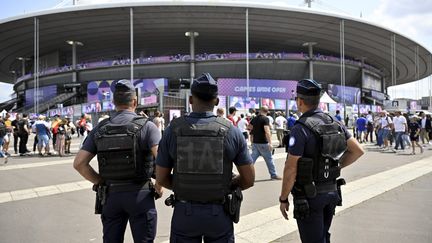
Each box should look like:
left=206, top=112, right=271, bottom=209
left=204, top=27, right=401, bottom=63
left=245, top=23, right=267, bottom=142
left=115, top=79, right=135, bottom=93
left=191, top=73, right=218, bottom=101
left=297, top=79, right=322, bottom=96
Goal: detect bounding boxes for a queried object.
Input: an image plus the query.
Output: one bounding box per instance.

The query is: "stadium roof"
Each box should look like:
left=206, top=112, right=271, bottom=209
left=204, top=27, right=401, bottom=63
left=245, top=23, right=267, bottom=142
left=0, top=1, right=431, bottom=86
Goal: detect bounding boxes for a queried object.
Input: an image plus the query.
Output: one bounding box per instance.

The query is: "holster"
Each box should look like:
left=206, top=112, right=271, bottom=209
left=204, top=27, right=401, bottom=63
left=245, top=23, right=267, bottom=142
left=336, top=178, right=346, bottom=206
left=224, top=187, right=243, bottom=223
left=293, top=197, right=310, bottom=220
left=148, top=181, right=161, bottom=200
left=93, top=183, right=108, bottom=215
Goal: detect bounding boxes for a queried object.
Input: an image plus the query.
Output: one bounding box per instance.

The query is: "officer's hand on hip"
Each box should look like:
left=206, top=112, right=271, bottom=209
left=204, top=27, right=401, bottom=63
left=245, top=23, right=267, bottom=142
left=279, top=197, right=290, bottom=220
left=154, top=181, right=164, bottom=199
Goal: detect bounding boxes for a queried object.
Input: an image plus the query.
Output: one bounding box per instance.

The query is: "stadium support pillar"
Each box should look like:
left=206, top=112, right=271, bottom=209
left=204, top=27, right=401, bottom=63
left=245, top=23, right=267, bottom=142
left=185, top=31, right=199, bottom=113
left=130, top=8, right=134, bottom=82
left=339, top=19, right=346, bottom=117
left=246, top=8, right=249, bottom=97
left=66, top=40, right=83, bottom=82
left=303, top=42, right=316, bottom=79
left=34, top=17, right=39, bottom=114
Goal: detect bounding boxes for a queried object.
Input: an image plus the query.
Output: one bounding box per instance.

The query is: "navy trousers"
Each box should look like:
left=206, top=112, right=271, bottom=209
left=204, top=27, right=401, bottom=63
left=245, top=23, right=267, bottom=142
left=296, top=192, right=340, bottom=243
left=101, top=189, right=157, bottom=243
left=170, top=202, right=234, bottom=243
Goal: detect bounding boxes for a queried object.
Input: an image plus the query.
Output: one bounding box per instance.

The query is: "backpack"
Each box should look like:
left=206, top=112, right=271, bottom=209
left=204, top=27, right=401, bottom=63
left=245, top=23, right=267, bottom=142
left=0, top=122, right=6, bottom=137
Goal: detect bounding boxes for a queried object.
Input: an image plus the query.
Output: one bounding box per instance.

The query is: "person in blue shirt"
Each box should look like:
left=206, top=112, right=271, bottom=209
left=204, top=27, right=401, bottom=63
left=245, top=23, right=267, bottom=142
left=287, top=113, right=297, bottom=130
left=356, top=114, right=367, bottom=143
left=279, top=79, right=364, bottom=243
left=335, top=110, right=342, bottom=123
left=156, top=73, right=255, bottom=242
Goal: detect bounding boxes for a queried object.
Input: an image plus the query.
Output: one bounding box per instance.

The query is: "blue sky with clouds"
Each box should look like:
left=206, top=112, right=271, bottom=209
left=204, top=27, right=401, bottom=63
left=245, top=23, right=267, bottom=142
left=0, top=0, right=431, bottom=101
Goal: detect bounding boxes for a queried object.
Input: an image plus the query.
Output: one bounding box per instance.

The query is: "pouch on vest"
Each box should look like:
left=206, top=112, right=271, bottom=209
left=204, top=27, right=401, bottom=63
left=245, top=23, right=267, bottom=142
left=296, top=112, right=347, bottom=183
left=95, top=117, right=149, bottom=181
left=171, top=116, right=232, bottom=203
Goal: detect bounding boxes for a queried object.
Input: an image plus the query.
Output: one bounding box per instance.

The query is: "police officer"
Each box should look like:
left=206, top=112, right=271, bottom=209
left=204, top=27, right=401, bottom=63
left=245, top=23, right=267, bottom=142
left=73, top=80, right=162, bottom=242
left=279, top=79, right=364, bottom=243
left=156, top=73, right=255, bottom=242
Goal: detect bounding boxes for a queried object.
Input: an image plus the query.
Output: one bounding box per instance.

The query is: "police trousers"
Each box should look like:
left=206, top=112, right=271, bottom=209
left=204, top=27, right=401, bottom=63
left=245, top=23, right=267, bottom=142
left=296, top=191, right=340, bottom=243
left=170, top=202, right=234, bottom=243
left=101, top=188, right=157, bottom=243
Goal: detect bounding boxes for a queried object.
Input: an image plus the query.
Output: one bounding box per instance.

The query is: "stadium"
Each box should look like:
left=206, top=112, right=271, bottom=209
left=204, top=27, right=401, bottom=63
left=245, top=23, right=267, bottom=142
left=0, top=0, right=431, bottom=120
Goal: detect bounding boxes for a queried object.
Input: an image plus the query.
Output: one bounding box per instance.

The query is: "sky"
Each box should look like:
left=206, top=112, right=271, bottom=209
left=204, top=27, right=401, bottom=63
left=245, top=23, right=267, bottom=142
left=0, top=0, right=431, bottom=102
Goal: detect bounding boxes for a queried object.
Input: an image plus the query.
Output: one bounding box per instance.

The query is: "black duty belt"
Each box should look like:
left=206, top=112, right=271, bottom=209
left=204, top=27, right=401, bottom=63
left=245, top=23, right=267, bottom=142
left=315, top=183, right=337, bottom=193
left=107, top=181, right=150, bottom=193
left=175, top=198, right=225, bottom=205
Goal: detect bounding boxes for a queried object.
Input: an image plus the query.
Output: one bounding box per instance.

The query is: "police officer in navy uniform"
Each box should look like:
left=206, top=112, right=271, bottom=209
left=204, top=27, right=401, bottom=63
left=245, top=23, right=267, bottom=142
left=156, top=73, right=255, bottom=242
left=279, top=79, right=364, bottom=243
left=74, top=80, right=162, bottom=242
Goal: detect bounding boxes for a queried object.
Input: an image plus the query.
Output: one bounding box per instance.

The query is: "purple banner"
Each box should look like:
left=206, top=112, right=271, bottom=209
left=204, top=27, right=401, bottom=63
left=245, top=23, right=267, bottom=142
left=218, top=78, right=297, bottom=100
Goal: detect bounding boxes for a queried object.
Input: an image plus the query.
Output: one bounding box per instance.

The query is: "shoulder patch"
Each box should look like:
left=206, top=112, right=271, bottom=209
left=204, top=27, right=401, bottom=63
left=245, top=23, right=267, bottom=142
left=289, top=137, right=296, bottom=147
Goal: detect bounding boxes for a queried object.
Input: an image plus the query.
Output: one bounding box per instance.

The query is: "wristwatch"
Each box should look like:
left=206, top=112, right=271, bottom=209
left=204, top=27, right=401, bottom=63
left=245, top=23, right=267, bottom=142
left=279, top=196, right=289, bottom=203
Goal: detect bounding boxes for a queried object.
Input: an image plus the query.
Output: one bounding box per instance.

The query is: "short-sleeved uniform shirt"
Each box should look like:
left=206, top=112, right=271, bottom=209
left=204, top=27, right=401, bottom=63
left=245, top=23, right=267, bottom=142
left=288, top=109, right=351, bottom=158
left=250, top=114, right=270, bottom=144
left=156, top=112, right=252, bottom=169
left=81, top=110, right=161, bottom=155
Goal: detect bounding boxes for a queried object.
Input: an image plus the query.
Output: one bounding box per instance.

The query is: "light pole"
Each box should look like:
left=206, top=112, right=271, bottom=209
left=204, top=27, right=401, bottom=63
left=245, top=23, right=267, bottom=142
left=66, top=40, right=84, bottom=82
left=16, top=57, right=31, bottom=77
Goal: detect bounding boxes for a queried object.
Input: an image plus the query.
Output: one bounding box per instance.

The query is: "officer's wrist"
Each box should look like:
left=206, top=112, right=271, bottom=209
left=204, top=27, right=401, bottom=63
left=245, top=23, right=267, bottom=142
left=279, top=196, right=289, bottom=203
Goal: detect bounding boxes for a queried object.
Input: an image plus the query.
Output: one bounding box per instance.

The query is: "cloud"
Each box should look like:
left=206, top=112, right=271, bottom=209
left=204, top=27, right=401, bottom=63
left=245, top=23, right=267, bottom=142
left=0, top=83, right=14, bottom=103
left=368, top=0, right=432, bottom=50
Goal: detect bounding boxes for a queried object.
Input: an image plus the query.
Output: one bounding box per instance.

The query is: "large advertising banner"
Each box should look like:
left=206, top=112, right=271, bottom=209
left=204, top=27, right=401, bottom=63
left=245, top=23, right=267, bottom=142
left=328, top=84, right=361, bottom=105
left=87, top=79, right=168, bottom=107
left=218, top=78, right=297, bottom=100
left=363, top=73, right=382, bottom=91
left=25, top=85, right=57, bottom=107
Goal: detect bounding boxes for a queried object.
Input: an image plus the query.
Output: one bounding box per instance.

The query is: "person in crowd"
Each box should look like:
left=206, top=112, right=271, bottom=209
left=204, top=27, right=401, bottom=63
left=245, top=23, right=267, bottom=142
left=237, top=113, right=249, bottom=142
left=335, top=110, right=342, bottom=123
left=356, top=114, right=367, bottom=143
left=267, top=112, right=275, bottom=131
left=3, top=113, right=12, bottom=156
left=156, top=73, right=254, bottom=242
left=393, top=111, right=407, bottom=151
left=287, top=113, right=297, bottom=130
left=31, top=117, right=38, bottom=153
left=402, top=113, right=412, bottom=148
left=51, top=115, right=61, bottom=150
left=227, top=106, right=238, bottom=126
left=0, top=118, right=8, bottom=164
left=64, top=116, right=75, bottom=154
left=409, top=115, right=423, bottom=155
left=279, top=79, right=364, bottom=243
left=74, top=80, right=162, bottom=242
left=216, top=107, right=226, bottom=118
left=418, top=111, right=431, bottom=145
left=375, top=113, right=383, bottom=147
left=35, top=115, right=51, bottom=156
left=160, top=112, right=165, bottom=135
left=11, top=113, right=20, bottom=154
left=56, top=119, right=68, bottom=157
left=17, top=114, right=30, bottom=156
left=380, top=111, right=393, bottom=150
left=249, top=106, right=282, bottom=180
left=366, top=111, right=374, bottom=143
left=275, top=111, right=287, bottom=147
left=352, top=114, right=358, bottom=139
left=79, top=115, right=93, bottom=148
left=152, top=110, right=163, bottom=135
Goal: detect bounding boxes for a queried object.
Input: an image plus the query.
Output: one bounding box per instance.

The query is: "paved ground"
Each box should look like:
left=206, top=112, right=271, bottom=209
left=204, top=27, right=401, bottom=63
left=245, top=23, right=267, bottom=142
left=0, top=135, right=431, bottom=242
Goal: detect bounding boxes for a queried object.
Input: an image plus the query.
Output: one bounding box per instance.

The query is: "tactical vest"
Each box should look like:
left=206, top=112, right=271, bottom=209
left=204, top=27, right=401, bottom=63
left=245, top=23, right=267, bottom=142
left=296, top=112, right=347, bottom=184
left=171, top=116, right=232, bottom=203
left=94, top=116, right=153, bottom=182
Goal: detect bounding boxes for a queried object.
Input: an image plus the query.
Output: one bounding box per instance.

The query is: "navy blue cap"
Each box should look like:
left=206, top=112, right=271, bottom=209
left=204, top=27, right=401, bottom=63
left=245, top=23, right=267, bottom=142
left=115, top=79, right=135, bottom=93
left=191, top=73, right=218, bottom=101
left=297, top=79, right=322, bottom=96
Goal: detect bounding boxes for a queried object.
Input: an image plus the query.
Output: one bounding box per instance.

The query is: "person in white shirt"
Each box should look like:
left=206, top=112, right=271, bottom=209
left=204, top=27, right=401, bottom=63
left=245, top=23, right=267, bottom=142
left=267, top=114, right=274, bottom=131
left=237, top=114, right=249, bottom=142
left=393, top=111, right=407, bottom=150
left=380, top=111, right=393, bottom=150
left=366, top=111, right=374, bottom=143
left=274, top=112, right=287, bottom=147
left=419, top=112, right=430, bottom=145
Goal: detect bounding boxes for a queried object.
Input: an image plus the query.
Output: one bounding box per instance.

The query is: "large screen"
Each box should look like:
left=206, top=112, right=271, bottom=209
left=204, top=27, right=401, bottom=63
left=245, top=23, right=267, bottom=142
left=288, top=100, right=298, bottom=111
left=261, top=98, right=275, bottom=109
left=363, top=73, right=382, bottom=91
left=328, top=84, right=361, bottom=105
left=228, top=96, right=259, bottom=109
left=25, top=85, right=57, bottom=107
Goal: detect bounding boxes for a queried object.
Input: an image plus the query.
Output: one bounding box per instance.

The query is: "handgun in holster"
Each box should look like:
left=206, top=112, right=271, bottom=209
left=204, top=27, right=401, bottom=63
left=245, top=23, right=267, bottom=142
left=224, top=187, right=243, bottom=223
left=336, top=178, right=346, bottom=206
left=93, top=184, right=108, bottom=215
left=148, top=181, right=161, bottom=200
